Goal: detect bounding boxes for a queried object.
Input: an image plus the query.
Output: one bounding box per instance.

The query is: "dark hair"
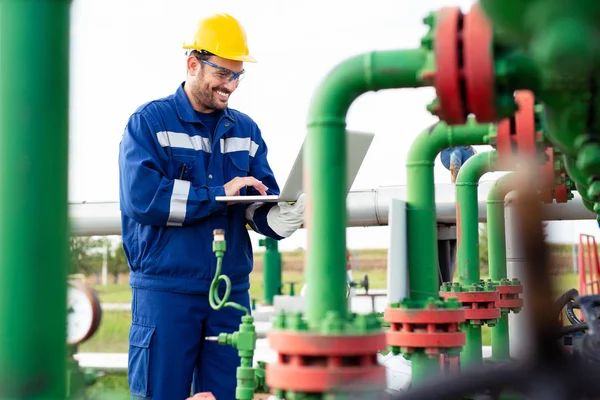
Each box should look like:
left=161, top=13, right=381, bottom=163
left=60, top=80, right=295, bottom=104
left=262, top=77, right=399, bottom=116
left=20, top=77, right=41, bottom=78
left=189, top=49, right=213, bottom=62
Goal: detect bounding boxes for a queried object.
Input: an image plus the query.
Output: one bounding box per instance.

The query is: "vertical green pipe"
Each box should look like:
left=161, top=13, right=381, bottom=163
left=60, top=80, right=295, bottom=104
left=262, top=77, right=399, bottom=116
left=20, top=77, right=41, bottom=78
left=487, top=173, right=518, bottom=360
left=454, top=151, right=500, bottom=368
left=0, top=0, right=71, bottom=398
left=406, top=120, right=491, bottom=383
left=259, top=237, right=282, bottom=305
left=456, top=151, right=499, bottom=284
left=305, top=48, right=426, bottom=328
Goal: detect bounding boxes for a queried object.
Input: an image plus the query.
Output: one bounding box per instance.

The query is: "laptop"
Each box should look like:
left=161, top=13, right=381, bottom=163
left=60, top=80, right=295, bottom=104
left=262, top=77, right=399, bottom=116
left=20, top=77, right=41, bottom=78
left=215, top=130, right=374, bottom=203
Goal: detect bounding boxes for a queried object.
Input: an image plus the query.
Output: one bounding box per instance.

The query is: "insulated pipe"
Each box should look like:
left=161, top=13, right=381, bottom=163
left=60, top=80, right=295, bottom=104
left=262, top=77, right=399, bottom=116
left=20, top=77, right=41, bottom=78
left=304, top=48, right=426, bottom=327
left=0, top=1, right=71, bottom=398
left=487, top=173, right=518, bottom=361
left=505, top=193, right=533, bottom=359
left=406, top=119, right=491, bottom=383
left=68, top=186, right=596, bottom=237
left=454, top=150, right=508, bottom=368
left=387, top=198, right=408, bottom=304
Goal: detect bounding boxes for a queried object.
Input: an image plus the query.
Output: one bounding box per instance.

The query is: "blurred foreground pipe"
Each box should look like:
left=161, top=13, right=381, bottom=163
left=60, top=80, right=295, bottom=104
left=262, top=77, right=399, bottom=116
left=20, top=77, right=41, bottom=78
left=0, top=0, right=71, bottom=397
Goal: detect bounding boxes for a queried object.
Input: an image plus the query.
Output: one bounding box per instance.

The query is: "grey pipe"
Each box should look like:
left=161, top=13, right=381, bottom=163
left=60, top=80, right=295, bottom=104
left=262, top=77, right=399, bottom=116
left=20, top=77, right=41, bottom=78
left=69, top=180, right=596, bottom=236
left=505, top=193, right=533, bottom=359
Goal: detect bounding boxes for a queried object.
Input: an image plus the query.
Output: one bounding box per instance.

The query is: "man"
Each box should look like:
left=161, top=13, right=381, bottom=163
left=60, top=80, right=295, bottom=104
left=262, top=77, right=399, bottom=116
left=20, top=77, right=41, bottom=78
left=119, top=13, right=305, bottom=399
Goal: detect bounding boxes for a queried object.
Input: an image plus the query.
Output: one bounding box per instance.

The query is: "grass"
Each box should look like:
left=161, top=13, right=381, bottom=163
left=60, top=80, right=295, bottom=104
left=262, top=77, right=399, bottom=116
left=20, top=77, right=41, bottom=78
left=81, top=257, right=581, bottom=398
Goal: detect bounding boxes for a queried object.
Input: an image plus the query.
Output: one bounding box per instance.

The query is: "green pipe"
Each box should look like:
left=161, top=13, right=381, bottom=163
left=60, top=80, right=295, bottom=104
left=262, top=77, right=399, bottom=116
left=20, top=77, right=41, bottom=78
left=455, top=151, right=499, bottom=285
left=305, top=48, right=426, bottom=328
left=563, top=155, right=598, bottom=213
left=455, top=151, right=509, bottom=368
left=487, top=173, right=518, bottom=360
left=479, top=0, right=600, bottom=79
left=0, top=0, right=71, bottom=398
left=259, top=237, right=282, bottom=305
left=406, top=119, right=491, bottom=383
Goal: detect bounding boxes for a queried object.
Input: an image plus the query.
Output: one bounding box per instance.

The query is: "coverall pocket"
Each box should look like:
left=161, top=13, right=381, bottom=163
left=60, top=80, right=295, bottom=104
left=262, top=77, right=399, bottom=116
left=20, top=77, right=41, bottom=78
left=150, top=227, right=174, bottom=259
left=227, top=152, right=250, bottom=175
left=128, top=323, right=156, bottom=397
left=226, top=152, right=250, bottom=195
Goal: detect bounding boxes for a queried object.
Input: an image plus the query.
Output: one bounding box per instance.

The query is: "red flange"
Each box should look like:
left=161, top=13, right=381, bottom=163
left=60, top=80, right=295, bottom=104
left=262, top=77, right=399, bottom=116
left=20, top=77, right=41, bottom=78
left=495, top=90, right=537, bottom=168
left=541, top=148, right=555, bottom=189
left=433, top=7, right=466, bottom=124
left=462, top=3, right=497, bottom=123
left=266, top=332, right=387, bottom=393
left=555, top=178, right=569, bottom=203
left=514, top=91, right=537, bottom=159
left=495, top=284, right=524, bottom=311
left=384, top=307, right=466, bottom=355
left=439, top=291, right=501, bottom=322
left=432, top=4, right=499, bottom=125
left=495, top=117, right=513, bottom=168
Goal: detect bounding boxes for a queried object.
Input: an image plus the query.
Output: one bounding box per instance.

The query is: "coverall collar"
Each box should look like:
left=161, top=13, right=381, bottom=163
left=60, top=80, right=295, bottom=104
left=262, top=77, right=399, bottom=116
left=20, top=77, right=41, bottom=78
left=175, top=82, right=236, bottom=124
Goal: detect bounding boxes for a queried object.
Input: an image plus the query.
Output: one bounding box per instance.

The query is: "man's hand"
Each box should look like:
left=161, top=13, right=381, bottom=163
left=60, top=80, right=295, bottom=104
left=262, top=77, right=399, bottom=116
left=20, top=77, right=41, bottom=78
left=187, top=392, right=216, bottom=400
left=224, top=176, right=268, bottom=197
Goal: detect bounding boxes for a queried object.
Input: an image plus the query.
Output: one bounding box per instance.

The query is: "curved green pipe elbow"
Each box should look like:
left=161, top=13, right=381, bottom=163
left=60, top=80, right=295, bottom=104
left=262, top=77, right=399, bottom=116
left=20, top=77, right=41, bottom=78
left=305, top=48, right=427, bottom=327
left=486, top=173, right=519, bottom=282
left=406, top=120, right=492, bottom=303
left=454, top=151, right=516, bottom=368
left=405, top=120, right=491, bottom=383
left=455, top=151, right=503, bottom=286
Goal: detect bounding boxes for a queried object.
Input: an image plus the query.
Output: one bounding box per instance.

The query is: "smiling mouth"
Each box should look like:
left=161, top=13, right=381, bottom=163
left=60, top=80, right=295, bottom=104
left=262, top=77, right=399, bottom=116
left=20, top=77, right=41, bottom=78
left=215, top=90, right=230, bottom=100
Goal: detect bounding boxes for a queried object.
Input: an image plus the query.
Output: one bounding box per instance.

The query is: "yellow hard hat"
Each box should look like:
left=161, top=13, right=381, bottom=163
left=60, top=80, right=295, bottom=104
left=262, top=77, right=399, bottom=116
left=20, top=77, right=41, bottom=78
left=183, top=13, right=256, bottom=63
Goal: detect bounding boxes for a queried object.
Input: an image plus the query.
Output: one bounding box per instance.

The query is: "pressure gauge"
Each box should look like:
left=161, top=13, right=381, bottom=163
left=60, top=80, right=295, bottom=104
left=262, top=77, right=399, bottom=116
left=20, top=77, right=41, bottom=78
left=67, top=280, right=102, bottom=346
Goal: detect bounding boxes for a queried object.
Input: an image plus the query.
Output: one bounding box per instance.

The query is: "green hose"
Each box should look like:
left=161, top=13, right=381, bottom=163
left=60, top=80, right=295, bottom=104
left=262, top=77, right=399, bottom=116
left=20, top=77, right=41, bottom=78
left=210, top=229, right=250, bottom=315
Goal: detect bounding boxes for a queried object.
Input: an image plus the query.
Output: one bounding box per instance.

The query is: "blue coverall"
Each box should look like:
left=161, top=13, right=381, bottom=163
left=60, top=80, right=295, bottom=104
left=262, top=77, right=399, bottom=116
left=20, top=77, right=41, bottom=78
left=119, top=82, right=283, bottom=399
left=440, top=146, right=477, bottom=182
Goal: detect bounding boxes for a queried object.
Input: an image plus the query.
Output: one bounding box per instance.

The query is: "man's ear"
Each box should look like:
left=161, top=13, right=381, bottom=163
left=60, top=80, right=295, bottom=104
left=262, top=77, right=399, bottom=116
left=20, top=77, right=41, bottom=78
left=187, top=56, right=200, bottom=77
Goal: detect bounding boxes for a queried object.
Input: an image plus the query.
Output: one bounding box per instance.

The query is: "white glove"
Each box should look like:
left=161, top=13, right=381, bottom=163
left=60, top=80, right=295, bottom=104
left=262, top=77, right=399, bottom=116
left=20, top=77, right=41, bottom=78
left=266, top=193, right=305, bottom=238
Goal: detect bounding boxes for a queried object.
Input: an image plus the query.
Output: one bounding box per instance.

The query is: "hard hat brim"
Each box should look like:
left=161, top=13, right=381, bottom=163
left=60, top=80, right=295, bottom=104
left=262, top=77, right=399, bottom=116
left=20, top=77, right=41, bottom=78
left=182, top=45, right=257, bottom=63
left=225, top=54, right=257, bottom=63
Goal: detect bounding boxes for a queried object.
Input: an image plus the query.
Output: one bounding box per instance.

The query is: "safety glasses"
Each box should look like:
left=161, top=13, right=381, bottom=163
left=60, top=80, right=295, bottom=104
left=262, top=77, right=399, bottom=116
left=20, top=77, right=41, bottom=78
left=200, top=59, right=246, bottom=82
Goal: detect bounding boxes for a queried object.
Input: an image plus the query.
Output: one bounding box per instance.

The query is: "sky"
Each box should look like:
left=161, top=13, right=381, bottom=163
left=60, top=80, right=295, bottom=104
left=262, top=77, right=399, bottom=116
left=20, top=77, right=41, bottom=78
left=67, top=0, right=600, bottom=251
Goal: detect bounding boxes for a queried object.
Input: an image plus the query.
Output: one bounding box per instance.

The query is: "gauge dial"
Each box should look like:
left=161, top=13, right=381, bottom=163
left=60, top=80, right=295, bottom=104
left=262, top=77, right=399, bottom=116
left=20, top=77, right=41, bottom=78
left=67, top=281, right=102, bottom=346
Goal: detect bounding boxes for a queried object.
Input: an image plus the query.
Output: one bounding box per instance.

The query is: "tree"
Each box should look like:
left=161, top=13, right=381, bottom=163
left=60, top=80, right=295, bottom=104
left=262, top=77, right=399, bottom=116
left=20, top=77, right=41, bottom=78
left=111, top=242, right=130, bottom=283
left=479, top=223, right=489, bottom=273
left=69, top=236, right=106, bottom=275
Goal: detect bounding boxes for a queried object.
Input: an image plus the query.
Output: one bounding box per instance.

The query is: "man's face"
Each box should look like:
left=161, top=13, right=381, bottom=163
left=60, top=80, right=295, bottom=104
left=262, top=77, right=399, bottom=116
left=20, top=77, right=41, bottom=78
left=188, top=54, right=243, bottom=112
